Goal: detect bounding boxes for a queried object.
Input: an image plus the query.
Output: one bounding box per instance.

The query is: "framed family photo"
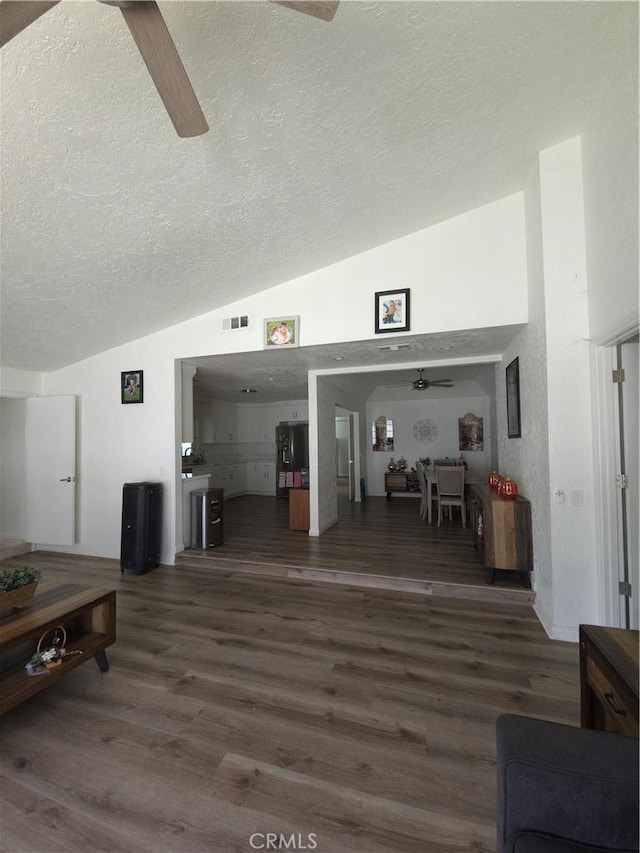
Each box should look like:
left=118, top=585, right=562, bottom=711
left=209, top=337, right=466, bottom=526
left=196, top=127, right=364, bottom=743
left=264, top=316, right=299, bottom=349
left=374, top=289, right=410, bottom=334
left=121, top=370, right=143, bottom=404
left=506, top=357, right=521, bottom=438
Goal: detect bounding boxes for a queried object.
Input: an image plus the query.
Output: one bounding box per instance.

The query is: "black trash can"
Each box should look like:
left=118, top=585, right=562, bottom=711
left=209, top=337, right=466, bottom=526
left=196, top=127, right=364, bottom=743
left=120, top=482, right=162, bottom=574
left=190, top=488, right=224, bottom=549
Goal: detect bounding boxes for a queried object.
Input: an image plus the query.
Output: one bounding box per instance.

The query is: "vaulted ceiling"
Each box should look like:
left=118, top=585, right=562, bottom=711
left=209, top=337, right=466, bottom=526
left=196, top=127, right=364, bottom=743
left=0, top=1, right=631, bottom=372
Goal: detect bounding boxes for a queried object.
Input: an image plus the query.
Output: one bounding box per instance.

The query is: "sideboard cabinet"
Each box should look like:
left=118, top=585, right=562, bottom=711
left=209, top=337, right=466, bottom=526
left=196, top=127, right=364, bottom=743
left=469, top=483, right=533, bottom=585
left=384, top=471, right=419, bottom=497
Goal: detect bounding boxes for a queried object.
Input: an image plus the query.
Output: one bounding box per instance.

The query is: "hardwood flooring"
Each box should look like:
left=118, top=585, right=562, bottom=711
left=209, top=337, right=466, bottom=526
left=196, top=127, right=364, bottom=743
left=0, top=551, right=579, bottom=853
left=178, top=494, right=533, bottom=605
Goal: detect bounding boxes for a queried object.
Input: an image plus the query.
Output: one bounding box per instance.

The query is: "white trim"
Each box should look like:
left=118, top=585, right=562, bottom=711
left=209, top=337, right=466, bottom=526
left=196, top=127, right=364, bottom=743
left=533, top=596, right=554, bottom=639
left=592, top=313, right=639, bottom=348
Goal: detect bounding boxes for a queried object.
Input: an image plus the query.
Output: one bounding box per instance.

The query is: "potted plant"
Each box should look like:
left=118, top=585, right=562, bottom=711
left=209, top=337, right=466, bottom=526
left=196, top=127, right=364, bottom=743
left=0, top=565, right=42, bottom=612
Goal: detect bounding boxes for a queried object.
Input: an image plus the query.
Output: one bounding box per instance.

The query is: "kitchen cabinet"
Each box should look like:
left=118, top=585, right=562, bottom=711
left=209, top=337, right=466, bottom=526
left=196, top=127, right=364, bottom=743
left=194, top=402, right=213, bottom=445
left=194, top=402, right=237, bottom=444
left=237, top=405, right=252, bottom=443
left=250, top=405, right=277, bottom=443
left=247, top=461, right=275, bottom=495
left=289, top=488, right=310, bottom=530
left=209, top=463, right=246, bottom=499
left=277, top=401, right=308, bottom=423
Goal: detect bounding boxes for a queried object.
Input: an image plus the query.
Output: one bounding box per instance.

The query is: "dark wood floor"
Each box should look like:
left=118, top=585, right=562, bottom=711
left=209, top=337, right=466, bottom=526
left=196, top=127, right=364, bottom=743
left=179, top=491, right=533, bottom=605
left=0, top=551, right=579, bottom=853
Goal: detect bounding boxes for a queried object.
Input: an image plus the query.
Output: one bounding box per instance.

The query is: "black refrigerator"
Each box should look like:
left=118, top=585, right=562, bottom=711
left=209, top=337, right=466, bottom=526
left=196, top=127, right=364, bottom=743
left=275, top=423, right=309, bottom=497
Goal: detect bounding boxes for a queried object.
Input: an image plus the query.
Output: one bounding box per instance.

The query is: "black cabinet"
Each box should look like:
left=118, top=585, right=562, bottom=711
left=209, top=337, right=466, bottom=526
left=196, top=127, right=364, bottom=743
left=120, top=482, right=162, bottom=574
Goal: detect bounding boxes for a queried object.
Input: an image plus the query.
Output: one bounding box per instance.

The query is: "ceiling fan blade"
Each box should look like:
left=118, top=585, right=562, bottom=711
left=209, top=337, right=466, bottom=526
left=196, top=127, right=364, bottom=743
left=272, top=1, right=339, bottom=22
left=0, top=0, right=60, bottom=48
left=117, top=1, right=208, bottom=138
left=429, top=381, right=454, bottom=387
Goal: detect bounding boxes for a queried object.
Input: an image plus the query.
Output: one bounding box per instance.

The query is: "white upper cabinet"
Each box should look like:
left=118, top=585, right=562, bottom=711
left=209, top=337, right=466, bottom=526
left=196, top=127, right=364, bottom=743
left=277, top=401, right=308, bottom=423
left=250, top=404, right=278, bottom=442
left=212, top=402, right=237, bottom=443
left=237, top=405, right=252, bottom=443
left=194, top=401, right=237, bottom=444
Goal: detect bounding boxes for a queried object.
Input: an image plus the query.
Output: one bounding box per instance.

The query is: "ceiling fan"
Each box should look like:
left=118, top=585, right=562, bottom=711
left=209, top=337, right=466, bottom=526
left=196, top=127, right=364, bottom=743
left=0, top=0, right=339, bottom=138
left=386, top=368, right=454, bottom=391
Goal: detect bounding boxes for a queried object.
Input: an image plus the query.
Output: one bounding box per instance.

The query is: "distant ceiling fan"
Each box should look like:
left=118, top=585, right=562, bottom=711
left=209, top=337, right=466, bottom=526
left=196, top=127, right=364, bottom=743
left=0, top=0, right=339, bottom=138
left=387, top=368, right=454, bottom=391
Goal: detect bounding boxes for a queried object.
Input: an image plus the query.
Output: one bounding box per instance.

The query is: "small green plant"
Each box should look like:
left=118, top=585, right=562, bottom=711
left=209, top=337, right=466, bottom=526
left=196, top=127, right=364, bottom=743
left=0, top=565, right=41, bottom=594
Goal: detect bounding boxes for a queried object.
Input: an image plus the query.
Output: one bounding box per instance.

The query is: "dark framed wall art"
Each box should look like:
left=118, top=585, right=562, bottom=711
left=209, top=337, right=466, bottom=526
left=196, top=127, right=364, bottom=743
left=374, top=289, right=410, bottom=334
left=122, top=370, right=143, bottom=404
left=506, top=357, right=521, bottom=438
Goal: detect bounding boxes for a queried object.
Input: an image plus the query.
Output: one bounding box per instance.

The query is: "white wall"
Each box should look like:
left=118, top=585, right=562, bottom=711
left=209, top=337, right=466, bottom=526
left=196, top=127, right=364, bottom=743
left=32, top=193, right=527, bottom=564
left=0, top=397, right=27, bottom=539
left=0, top=367, right=41, bottom=397
left=496, top=157, right=553, bottom=627
left=366, top=390, right=494, bottom=497
left=581, top=3, right=639, bottom=343
left=497, top=137, right=597, bottom=641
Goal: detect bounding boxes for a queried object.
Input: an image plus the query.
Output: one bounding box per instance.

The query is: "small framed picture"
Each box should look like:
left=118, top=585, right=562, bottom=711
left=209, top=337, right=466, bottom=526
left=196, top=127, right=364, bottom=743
left=374, top=289, right=410, bottom=334
left=506, top=357, right=521, bottom=438
left=121, top=370, right=143, bottom=404
left=264, top=316, right=299, bottom=349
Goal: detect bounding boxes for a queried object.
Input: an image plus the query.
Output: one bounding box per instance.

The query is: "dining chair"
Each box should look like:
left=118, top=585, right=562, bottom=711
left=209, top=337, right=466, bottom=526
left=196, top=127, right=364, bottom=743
left=435, top=465, right=466, bottom=527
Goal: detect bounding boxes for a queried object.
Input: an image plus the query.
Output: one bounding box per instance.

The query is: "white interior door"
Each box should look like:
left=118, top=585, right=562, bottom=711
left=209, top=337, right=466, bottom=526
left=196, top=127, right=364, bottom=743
left=26, top=395, right=76, bottom=546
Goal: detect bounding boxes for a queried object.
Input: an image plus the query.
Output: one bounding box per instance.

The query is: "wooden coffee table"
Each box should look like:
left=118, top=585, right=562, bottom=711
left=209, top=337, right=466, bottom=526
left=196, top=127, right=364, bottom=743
left=0, top=581, right=116, bottom=715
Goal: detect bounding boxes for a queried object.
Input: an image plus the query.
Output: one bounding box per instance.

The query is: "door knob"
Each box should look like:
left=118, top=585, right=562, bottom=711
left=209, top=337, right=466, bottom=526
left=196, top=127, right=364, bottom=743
left=59, top=476, right=75, bottom=482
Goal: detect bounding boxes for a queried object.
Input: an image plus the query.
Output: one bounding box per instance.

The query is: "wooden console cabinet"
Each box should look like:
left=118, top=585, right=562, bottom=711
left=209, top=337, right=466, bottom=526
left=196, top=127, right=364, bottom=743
left=469, top=483, right=533, bottom=585
left=580, top=624, right=639, bottom=738
left=384, top=471, right=419, bottom=497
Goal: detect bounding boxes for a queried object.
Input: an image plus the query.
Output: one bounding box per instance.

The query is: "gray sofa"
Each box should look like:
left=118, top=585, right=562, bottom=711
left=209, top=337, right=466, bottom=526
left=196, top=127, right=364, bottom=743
left=496, top=714, right=639, bottom=853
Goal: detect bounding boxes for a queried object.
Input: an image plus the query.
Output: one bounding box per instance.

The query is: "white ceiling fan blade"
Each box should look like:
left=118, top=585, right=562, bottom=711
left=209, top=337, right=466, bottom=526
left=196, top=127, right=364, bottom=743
left=114, top=1, right=209, bottom=138
left=272, top=1, right=339, bottom=22
left=0, top=0, right=60, bottom=47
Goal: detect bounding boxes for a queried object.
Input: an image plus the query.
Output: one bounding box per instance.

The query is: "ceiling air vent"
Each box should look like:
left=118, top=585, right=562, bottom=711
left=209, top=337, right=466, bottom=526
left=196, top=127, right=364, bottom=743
left=222, top=315, right=249, bottom=331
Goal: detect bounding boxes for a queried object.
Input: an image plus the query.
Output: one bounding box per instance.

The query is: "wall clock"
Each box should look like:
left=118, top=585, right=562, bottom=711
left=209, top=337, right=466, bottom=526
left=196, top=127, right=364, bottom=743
left=413, top=419, right=439, bottom=442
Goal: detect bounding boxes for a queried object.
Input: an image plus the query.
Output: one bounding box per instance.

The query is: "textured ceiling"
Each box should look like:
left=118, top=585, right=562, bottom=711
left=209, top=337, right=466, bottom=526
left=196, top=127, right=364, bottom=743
left=0, top=1, right=631, bottom=371
left=189, top=324, right=521, bottom=402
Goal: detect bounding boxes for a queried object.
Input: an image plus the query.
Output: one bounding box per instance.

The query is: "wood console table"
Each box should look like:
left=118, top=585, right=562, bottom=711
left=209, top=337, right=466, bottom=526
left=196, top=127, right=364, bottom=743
left=469, top=483, right=533, bottom=585
left=0, top=582, right=116, bottom=715
left=579, top=624, right=639, bottom=738
left=385, top=471, right=419, bottom=497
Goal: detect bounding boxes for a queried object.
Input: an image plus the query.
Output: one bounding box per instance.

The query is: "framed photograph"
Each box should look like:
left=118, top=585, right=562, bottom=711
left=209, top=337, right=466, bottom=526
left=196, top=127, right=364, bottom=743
left=506, top=357, right=521, bottom=438
left=121, top=370, right=143, bottom=404
left=458, top=412, right=484, bottom=451
left=264, top=316, right=299, bottom=349
left=374, top=289, right=410, bottom=334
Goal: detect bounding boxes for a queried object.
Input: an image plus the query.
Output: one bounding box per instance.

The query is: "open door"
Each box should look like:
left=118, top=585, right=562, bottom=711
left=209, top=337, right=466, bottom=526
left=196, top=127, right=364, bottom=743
left=348, top=413, right=356, bottom=501
left=25, top=395, right=76, bottom=546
